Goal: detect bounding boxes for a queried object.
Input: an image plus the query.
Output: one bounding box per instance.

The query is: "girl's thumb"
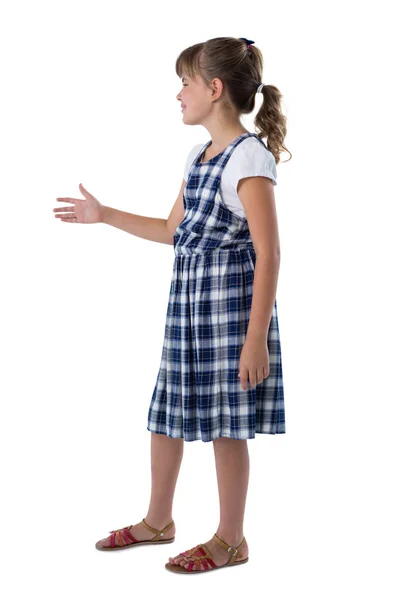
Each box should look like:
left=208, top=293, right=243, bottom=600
left=79, top=183, right=88, bottom=196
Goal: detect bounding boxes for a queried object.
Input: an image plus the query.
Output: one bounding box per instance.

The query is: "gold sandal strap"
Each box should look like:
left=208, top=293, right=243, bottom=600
left=141, top=518, right=175, bottom=539
left=212, top=533, right=246, bottom=561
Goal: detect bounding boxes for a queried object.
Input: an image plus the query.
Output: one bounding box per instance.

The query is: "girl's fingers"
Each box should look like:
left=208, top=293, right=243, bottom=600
left=56, top=212, right=77, bottom=219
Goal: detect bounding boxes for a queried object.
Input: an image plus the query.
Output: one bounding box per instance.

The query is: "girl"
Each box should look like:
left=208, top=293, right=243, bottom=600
left=54, top=36, right=291, bottom=574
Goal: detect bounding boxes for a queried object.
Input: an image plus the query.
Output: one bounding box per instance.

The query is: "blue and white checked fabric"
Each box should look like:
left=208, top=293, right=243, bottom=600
left=147, top=132, right=286, bottom=442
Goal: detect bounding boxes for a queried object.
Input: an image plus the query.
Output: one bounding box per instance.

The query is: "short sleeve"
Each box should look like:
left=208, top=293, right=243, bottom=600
left=229, top=140, right=277, bottom=192
left=183, top=144, right=204, bottom=181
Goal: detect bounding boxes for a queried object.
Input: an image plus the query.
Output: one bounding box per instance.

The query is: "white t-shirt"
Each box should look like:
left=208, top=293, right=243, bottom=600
left=183, top=135, right=277, bottom=220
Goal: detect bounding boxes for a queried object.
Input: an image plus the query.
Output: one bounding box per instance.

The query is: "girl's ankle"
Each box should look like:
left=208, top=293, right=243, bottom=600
left=144, top=516, right=174, bottom=528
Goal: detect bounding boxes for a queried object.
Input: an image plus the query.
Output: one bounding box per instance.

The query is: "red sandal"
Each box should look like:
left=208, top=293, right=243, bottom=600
left=95, top=518, right=175, bottom=551
left=165, top=533, right=248, bottom=573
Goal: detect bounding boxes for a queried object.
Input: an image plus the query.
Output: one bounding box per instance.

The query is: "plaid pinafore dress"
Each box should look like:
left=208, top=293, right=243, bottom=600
left=147, top=132, right=286, bottom=443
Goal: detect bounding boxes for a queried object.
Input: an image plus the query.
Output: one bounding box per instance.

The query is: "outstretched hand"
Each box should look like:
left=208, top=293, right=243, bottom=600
left=53, top=183, right=105, bottom=224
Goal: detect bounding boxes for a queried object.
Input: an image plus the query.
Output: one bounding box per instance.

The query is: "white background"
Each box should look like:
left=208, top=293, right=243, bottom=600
left=1, top=0, right=399, bottom=598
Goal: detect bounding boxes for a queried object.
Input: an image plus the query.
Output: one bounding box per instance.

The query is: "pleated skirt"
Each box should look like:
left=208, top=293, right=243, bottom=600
left=147, top=247, right=286, bottom=442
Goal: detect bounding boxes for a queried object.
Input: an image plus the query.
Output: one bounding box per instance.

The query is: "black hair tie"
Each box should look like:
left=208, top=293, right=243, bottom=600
left=239, top=37, right=255, bottom=47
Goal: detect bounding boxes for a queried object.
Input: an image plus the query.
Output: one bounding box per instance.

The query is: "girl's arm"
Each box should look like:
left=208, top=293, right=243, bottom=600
left=246, top=253, right=280, bottom=341
left=101, top=206, right=172, bottom=245
left=238, top=176, right=281, bottom=340
left=101, top=178, right=186, bottom=246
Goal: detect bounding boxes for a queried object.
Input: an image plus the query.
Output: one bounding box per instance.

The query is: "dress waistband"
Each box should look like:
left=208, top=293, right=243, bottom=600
left=174, top=245, right=255, bottom=258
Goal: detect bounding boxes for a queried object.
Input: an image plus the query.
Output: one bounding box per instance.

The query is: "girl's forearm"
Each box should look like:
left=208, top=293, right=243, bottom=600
left=101, top=206, right=173, bottom=245
left=245, top=253, right=281, bottom=342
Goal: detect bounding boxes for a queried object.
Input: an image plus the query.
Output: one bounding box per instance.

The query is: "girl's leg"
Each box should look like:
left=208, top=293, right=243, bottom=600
left=145, top=432, right=184, bottom=528
left=169, top=437, right=250, bottom=570
left=213, top=437, right=250, bottom=544
left=100, top=432, right=184, bottom=547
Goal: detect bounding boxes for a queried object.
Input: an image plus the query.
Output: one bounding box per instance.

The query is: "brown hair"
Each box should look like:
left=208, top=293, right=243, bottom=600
left=176, top=36, right=292, bottom=165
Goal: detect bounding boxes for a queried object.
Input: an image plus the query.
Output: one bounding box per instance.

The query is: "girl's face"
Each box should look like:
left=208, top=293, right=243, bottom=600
left=176, top=73, right=214, bottom=125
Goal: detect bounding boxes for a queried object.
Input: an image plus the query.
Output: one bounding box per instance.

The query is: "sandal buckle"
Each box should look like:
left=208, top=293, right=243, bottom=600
left=227, top=546, right=238, bottom=557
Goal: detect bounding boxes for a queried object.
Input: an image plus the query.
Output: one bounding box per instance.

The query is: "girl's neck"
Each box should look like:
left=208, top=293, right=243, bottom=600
left=207, top=128, right=250, bottom=154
